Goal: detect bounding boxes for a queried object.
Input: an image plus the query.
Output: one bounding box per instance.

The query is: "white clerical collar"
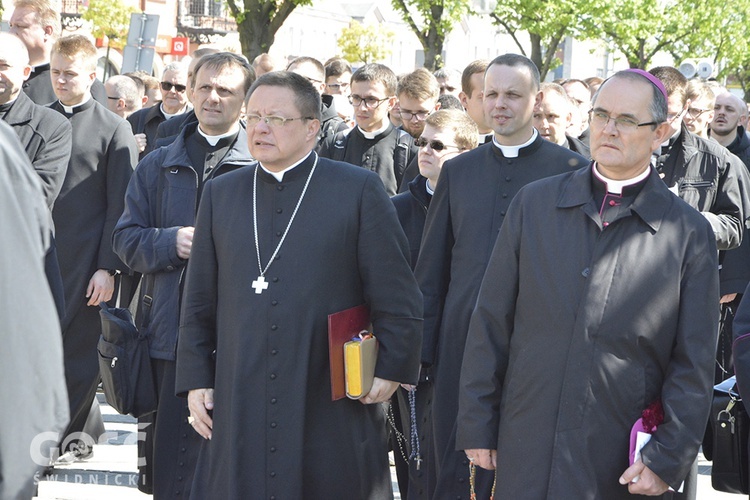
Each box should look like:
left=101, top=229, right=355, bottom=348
left=425, top=179, right=435, bottom=196
left=60, top=93, right=91, bottom=114
left=198, top=123, right=240, bottom=146
left=160, top=103, right=187, bottom=120
left=593, top=162, right=651, bottom=195
left=358, top=121, right=390, bottom=140
left=492, top=129, right=537, bottom=158
left=260, top=151, right=313, bottom=182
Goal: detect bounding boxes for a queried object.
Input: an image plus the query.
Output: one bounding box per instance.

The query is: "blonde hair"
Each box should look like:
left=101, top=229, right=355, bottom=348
left=51, top=35, right=98, bottom=72
left=424, top=109, right=479, bottom=151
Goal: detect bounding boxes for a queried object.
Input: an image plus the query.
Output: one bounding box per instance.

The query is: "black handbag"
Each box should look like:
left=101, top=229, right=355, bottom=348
left=98, top=302, right=157, bottom=418
left=706, top=376, right=750, bottom=494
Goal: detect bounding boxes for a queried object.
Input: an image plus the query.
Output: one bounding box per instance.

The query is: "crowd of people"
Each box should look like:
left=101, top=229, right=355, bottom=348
left=5, top=0, right=750, bottom=498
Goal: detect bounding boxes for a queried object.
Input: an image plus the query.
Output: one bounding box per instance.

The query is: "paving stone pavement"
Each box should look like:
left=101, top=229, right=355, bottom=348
left=32, top=394, right=739, bottom=499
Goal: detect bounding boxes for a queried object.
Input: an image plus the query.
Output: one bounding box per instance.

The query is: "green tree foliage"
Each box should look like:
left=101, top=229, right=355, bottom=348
left=697, top=5, right=750, bottom=93
left=82, top=0, right=137, bottom=49
left=391, top=0, right=471, bottom=71
left=490, top=0, right=592, bottom=80
left=337, top=21, right=395, bottom=65
left=589, top=0, right=725, bottom=69
left=226, top=0, right=313, bottom=62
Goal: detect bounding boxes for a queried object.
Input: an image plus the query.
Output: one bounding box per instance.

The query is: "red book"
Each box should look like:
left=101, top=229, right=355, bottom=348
left=328, top=304, right=371, bottom=400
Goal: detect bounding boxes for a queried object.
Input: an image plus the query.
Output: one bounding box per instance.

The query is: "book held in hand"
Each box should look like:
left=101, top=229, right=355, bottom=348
left=328, top=304, right=372, bottom=400
left=344, top=334, right=378, bottom=399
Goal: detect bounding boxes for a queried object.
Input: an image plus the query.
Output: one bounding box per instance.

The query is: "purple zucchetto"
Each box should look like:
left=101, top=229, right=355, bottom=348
left=621, top=68, right=669, bottom=101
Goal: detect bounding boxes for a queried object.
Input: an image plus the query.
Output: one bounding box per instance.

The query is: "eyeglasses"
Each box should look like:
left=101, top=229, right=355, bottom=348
left=327, top=82, right=349, bottom=91
left=349, top=95, right=390, bottom=109
left=589, top=110, right=658, bottom=131
left=160, top=82, right=187, bottom=93
left=303, top=76, right=323, bottom=85
left=667, top=108, right=686, bottom=123
left=687, top=107, right=711, bottom=119
left=246, top=114, right=314, bottom=127
left=399, top=109, right=431, bottom=121
left=415, top=137, right=459, bottom=151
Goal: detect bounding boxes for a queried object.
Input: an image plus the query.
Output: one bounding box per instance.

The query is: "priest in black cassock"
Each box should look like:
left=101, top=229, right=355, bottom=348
left=414, top=53, right=586, bottom=499
left=458, top=69, right=719, bottom=499
left=49, top=35, right=138, bottom=460
left=176, top=71, right=422, bottom=499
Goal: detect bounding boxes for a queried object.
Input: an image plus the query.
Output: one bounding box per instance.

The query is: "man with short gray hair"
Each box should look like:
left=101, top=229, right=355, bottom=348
left=127, top=61, right=191, bottom=157
left=104, top=75, right=141, bottom=119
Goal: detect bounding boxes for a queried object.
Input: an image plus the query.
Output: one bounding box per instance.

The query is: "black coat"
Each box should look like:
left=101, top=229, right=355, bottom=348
left=154, top=110, right=198, bottom=149
left=127, top=103, right=166, bottom=159
left=3, top=91, right=71, bottom=207
left=50, top=98, right=138, bottom=327
left=458, top=165, right=719, bottom=498
left=391, top=174, right=431, bottom=269
left=656, top=125, right=749, bottom=250
left=719, top=127, right=750, bottom=295
left=415, top=135, right=585, bottom=497
left=176, top=154, right=422, bottom=499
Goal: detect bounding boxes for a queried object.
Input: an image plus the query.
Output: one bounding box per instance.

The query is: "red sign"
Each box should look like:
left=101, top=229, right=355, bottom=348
left=171, top=37, right=189, bottom=56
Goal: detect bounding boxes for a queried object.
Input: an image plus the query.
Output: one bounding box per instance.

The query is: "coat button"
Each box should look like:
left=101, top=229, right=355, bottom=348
left=272, top=277, right=279, bottom=282
left=277, top=185, right=284, bottom=191
left=179, top=462, right=184, bottom=467
left=166, top=265, right=174, bottom=271
left=500, top=211, right=506, bottom=216
left=276, top=208, right=282, bottom=214
left=270, top=471, right=276, bottom=477
left=271, top=422, right=277, bottom=428
left=502, top=193, right=508, bottom=198
left=276, top=231, right=282, bottom=237
left=181, top=447, right=186, bottom=453
left=271, top=349, right=278, bottom=355
left=505, top=176, right=511, bottom=181
left=270, top=446, right=276, bottom=452
left=270, top=373, right=276, bottom=379
left=582, top=268, right=590, bottom=277
left=271, top=325, right=278, bottom=330
left=271, top=300, right=278, bottom=306
left=270, top=398, right=277, bottom=404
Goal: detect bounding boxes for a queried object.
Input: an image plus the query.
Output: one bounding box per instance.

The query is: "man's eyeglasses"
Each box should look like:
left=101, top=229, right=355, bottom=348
left=415, top=137, right=459, bottom=151
left=246, top=114, right=314, bottom=127
left=349, top=95, right=390, bottom=109
left=161, top=82, right=187, bottom=93
left=589, top=110, right=658, bottom=132
left=399, top=109, right=431, bottom=121
left=687, top=107, right=711, bottom=119
left=327, top=82, right=349, bottom=91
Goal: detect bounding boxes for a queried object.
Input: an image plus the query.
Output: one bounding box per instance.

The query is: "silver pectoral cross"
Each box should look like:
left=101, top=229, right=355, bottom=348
left=252, top=275, right=269, bottom=294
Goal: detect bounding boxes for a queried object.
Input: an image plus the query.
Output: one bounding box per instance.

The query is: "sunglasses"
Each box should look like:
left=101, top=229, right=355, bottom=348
left=161, top=81, right=187, bottom=93
left=415, top=137, right=459, bottom=151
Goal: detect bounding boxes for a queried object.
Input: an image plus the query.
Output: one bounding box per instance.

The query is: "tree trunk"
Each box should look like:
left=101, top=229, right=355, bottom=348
left=239, top=16, right=276, bottom=62
left=529, top=33, right=543, bottom=76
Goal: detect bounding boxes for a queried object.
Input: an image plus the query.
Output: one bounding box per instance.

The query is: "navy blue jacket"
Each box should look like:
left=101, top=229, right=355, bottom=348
left=391, top=174, right=431, bottom=269
left=112, top=122, right=253, bottom=360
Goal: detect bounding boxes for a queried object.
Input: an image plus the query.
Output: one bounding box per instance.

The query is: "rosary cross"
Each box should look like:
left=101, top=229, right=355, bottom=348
left=252, top=275, right=269, bottom=294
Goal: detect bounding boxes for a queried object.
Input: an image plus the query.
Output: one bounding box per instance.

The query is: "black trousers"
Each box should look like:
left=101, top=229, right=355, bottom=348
left=138, top=358, right=202, bottom=499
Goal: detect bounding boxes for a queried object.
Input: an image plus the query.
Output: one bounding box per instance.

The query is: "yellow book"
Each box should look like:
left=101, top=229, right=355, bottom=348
left=344, top=335, right=378, bottom=399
